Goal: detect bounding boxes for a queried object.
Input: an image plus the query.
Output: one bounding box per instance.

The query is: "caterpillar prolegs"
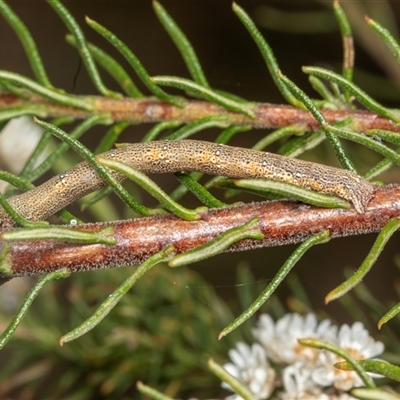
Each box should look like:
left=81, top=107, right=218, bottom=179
left=0, top=140, right=374, bottom=226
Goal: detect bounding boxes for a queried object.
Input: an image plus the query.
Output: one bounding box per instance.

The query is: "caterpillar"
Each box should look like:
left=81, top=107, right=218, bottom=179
left=0, top=140, right=374, bottom=227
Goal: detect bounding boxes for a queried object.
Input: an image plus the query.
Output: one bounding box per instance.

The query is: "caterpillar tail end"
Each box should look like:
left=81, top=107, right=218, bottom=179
left=351, top=180, right=375, bottom=214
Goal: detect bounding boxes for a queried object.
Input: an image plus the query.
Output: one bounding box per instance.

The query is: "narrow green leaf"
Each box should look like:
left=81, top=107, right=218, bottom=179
left=280, top=131, right=326, bottom=158
left=252, top=125, right=306, bottom=151
left=308, top=75, right=340, bottom=105
left=2, top=226, right=116, bottom=246
left=174, top=172, right=228, bottom=208
left=326, top=218, right=400, bottom=303
left=366, top=16, right=400, bottom=68
left=97, top=156, right=204, bottom=220
left=378, top=301, right=400, bottom=329
left=19, top=116, right=74, bottom=178
left=232, top=2, right=301, bottom=107
left=47, top=0, right=121, bottom=99
left=351, top=388, right=400, bottom=400
left=0, top=1, right=54, bottom=89
left=219, top=230, right=330, bottom=339
left=365, top=156, right=397, bottom=180
left=278, top=71, right=356, bottom=172
left=299, top=338, right=376, bottom=388
left=303, top=66, right=400, bottom=122
left=366, top=129, right=400, bottom=146
left=234, top=179, right=351, bottom=210
left=85, top=16, right=182, bottom=107
left=0, top=191, right=48, bottom=227
left=166, top=116, right=230, bottom=140
left=0, top=106, right=48, bottom=123
left=0, top=171, right=35, bottom=193
left=34, top=118, right=163, bottom=217
left=325, top=124, right=400, bottom=167
left=169, top=217, right=263, bottom=267
left=0, top=70, right=91, bottom=110
left=79, top=186, right=113, bottom=212
left=152, top=76, right=255, bottom=118
left=153, top=1, right=209, bottom=88
left=142, top=121, right=183, bottom=142
left=0, top=244, right=11, bottom=277
left=56, top=210, right=82, bottom=226
left=94, top=121, right=130, bottom=154
left=333, top=0, right=354, bottom=87
left=216, top=125, right=252, bottom=144
left=66, top=34, right=143, bottom=98
left=59, top=246, right=174, bottom=344
left=335, top=359, right=400, bottom=383
left=0, top=269, right=71, bottom=350
left=24, top=114, right=109, bottom=182
left=137, top=381, right=175, bottom=400
left=208, top=358, right=258, bottom=400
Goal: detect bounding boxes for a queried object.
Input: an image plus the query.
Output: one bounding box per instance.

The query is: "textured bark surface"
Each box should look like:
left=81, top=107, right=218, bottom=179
left=1, top=184, right=399, bottom=280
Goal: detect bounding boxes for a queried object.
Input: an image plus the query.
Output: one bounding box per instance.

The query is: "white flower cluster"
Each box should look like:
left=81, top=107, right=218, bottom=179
left=223, top=313, right=384, bottom=400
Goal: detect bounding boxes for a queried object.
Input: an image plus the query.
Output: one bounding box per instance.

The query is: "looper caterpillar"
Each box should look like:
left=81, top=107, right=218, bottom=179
left=0, top=140, right=374, bottom=227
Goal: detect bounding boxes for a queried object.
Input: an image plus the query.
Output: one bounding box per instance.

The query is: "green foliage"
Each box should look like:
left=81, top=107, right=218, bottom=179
left=0, top=1, right=400, bottom=398
left=0, top=266, right=244, bottom=399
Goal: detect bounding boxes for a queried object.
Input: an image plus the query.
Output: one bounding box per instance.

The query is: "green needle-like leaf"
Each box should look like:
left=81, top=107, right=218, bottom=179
left=59, top=246, right=174, bottom=344
left=335, top=359, right=400, bottom=383
left=299, top=338, right=376, bottom=388
left=303, top=66, right=400, bottom=122
left=326, top=218, right=400, bottom=303
left=153, top=1, right=209, bottom=88
left=1, top=226, right=116, bottom=246
left=151, top=76, right=255, bottom=118
left=166, top=116, right=230, bottom=140
left=219, top=230, right=330, bottom=339
left=0, top=171, right=35, bottom=193
left=208, top=358, right=258, bottom=400
left=325, top=124, right=400, bottom=167
left=234, top=179, right=351, bottom=211
left=0, top=269, right=71, bottom=350
left=252, top=125, right=306, bottom=151
left=94, top=121, right=131, bottom=154
left=137, top=382, right=175, bottom=400
left=232, top=2, right=301, bottom=108
left=0, top=106, right=48, bottom=123
left=85, top=16, right=182, bottom=107
left=174, top=172, right=228, bottom=208
left=34, top=118, right=164, bottom=217
left=0, top=1, right=55, bottom=89
left=333, top=0, right=354, bottom=86
left=169, top=217, right=263, bottom=267
left=142, top=121, right=183, bottom=142
left=367, top=16, right=400, bottom=68
left=378, top=301, right=400, bottom=329
left=278, top=70, right=356, bottom=172
left=66, top=34, right=143, bottom=98
left=351, top=388, right=400, bottom=400
left=47, top=0, right=121, bottom=99
left=0, top=70, right=91, bottom=110
left=23, top=115, right=109, bottom=182
left=0, top=192, right=48, bottom=228
left=96, top=157, right=204, bottom=220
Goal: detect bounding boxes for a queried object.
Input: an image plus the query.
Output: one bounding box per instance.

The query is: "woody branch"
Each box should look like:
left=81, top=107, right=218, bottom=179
left=0, top=93, right=399, bottom=132
left=1, top=184, right=399, bottom=281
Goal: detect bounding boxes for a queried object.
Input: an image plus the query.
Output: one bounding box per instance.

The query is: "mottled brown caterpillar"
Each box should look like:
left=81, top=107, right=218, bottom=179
left=0, top=140, right=374, bottom=226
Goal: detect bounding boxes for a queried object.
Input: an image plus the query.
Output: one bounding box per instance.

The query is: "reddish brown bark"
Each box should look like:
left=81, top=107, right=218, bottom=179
left=1, top=184, right=399, bottom=281
left=0, top=93, right=398, bottom=132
